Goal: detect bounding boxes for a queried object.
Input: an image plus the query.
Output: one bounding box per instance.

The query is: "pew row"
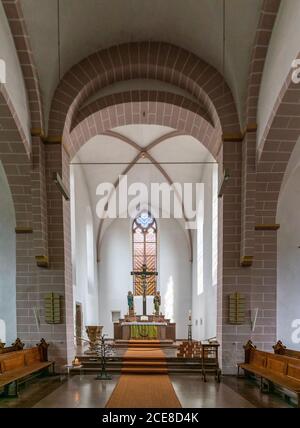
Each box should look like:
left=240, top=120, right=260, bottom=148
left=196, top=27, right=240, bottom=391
left=237, top=340, right=300, bottom=407
left=0, top=339, right=54, bottom=397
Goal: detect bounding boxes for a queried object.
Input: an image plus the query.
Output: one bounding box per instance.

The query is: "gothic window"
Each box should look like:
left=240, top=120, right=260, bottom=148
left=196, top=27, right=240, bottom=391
left=132, top=212, right=157, bottom=296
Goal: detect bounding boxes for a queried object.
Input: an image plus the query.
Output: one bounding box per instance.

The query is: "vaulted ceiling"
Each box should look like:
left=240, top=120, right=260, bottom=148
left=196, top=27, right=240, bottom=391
left=72, top=124, right=215, bottom=255
left=20, top=0, right=263, bottom=129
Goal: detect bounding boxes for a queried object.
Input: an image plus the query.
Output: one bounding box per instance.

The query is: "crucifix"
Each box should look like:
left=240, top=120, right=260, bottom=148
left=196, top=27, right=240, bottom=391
left=131, top=263, right=158, bottom=316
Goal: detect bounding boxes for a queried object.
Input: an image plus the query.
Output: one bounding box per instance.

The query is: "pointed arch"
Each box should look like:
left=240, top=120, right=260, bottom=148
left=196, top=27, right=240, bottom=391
left=132, top=211, right=157, bottom=296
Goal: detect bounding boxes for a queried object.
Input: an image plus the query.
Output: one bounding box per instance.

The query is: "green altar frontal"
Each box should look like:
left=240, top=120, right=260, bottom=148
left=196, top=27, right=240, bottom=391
left=130, top=324, right=158, bottom=339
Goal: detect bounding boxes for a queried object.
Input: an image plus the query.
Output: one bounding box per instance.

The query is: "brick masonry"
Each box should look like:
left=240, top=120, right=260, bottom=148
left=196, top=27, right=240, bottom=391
left=47, top=41, right=240, bottom=139
left=2, top=0, right=44, bottom=132
left=0, top=87, right=72, bottom=367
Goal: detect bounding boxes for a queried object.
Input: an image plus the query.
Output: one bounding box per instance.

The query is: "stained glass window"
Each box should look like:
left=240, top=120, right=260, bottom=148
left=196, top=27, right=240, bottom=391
left=132, top=212, right=157, bottom=296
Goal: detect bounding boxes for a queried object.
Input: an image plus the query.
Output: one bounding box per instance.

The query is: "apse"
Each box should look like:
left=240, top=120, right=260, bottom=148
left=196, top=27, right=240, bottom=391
left=70, top=124, right=218, bottom=341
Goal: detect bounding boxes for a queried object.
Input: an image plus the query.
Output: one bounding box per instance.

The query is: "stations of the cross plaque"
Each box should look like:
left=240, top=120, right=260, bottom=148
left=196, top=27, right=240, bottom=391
left=131, top=263, right=158, bottom=315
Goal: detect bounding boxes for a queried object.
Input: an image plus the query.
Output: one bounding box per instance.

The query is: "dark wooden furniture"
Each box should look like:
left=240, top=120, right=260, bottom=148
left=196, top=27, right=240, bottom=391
left=177, top=341, right=201, bottom=358
left=273, top=340, right=300, bottom=359
left=0, top=338, right=24, bottom=354
left=238, top=340, right=300, bottom=407
left=176, top=341, right=221, bottom=382
left=201, top=342, right=221, bottom=382
left=0, top=339, right=54, bottom=397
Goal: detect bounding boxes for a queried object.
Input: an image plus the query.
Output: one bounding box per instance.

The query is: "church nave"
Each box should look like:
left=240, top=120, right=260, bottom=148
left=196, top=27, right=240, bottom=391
left=1, top=0, right=300, bottom=412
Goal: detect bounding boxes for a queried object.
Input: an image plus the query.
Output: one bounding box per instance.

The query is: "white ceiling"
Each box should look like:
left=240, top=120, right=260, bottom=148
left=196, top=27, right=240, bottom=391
left=71, top=124, right=215, bottom=244
left=21, top=0, right=263, bottom=129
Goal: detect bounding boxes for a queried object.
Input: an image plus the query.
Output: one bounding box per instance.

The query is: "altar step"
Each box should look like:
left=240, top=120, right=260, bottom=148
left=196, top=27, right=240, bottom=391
left=114, top=340, right=175, bottom=348
left=121, top=367, right=168, bottom=374
left=71, top=357, right=202, bottom=374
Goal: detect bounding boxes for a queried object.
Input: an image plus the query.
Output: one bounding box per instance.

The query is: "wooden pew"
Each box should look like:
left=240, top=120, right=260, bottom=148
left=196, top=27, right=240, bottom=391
left=273, top=340, right=300, bottom=359
left=238, top=340, right=300, bottom=407
left=0, top=339, right=54, bottom=397
left=0, top=338, right=24, bottom=355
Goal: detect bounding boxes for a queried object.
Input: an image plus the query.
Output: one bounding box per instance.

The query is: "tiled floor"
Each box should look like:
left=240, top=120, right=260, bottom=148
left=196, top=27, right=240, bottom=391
left=33, top=374, right=120, bottom=408
left=0, top=374, right=294, bottom=408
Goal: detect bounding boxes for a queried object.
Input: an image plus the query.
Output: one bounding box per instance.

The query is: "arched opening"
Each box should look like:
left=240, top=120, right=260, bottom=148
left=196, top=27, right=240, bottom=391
left=70, top=123, right=218, bottom=341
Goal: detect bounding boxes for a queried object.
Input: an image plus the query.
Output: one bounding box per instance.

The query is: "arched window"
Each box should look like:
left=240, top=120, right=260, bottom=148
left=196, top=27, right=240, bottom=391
left=132, top=212, right=157, bottom=296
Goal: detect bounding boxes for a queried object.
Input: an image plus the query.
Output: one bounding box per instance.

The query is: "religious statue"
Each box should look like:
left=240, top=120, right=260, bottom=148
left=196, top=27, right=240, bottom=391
left=127, top=291, right=134, bottom=315
left=153, top=291, right=161, bottom=316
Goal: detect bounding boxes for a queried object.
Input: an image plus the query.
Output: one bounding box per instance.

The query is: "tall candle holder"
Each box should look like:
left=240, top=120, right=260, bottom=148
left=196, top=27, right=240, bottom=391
left=188, top=309, right=192, bottom=342
left=94, top=334, right=115, bottom=380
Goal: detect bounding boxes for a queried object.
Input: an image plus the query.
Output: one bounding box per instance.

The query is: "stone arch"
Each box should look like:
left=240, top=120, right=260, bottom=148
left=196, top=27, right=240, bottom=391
left=2, top=0, right=44, bottom=133
left=0, top=86, right=34, bottom=346
left=48, top=42, right=240, bottom=139
left=68, top=93, right=220, bottom=263
left=0, top=87, right=32, bottom=228
left=257, top=58, right=300, bottom=225
left=68, top=93, right=220, bottom=160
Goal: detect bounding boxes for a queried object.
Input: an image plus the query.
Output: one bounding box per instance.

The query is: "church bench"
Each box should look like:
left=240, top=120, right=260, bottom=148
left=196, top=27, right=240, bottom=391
left=0, top=341, right=54, bottom=397
left=238, top=340, right=300, bottom=407
left=273, top=340, right=300, bottom=359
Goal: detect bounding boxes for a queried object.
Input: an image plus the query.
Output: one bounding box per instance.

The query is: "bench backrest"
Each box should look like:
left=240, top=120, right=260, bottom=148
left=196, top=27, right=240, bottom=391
left=286, top=360, right=300, bottom=382
left=0, top=352, right=25, bottom=373
left=249, top=349, right=266, bottom=369
left=0, top=347, right=42, bottom=374
left=266, top=354, right=287, bottom=376
left=281, top=349, right=300, bottom=359
left=24, top=348, right=41, bottom=365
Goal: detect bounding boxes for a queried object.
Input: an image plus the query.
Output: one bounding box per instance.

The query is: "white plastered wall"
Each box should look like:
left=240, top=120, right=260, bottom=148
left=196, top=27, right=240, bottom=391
left=70, top=165, right=99, bottom=340
left=98, top=217, right=192, bottom=339
left=277, top=137, right=300, bottom=349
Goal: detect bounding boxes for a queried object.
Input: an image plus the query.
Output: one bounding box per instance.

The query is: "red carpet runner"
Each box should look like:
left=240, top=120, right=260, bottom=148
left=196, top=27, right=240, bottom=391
left=105, top=345, right=181, bottom=408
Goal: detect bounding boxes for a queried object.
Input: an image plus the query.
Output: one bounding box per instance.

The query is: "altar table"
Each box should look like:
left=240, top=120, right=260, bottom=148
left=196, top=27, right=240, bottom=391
left=114, top=318, right=176, bottom=341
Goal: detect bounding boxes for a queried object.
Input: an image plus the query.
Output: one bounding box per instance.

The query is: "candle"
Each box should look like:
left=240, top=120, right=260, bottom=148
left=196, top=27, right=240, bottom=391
left=72, top=357, right=80, bottom=366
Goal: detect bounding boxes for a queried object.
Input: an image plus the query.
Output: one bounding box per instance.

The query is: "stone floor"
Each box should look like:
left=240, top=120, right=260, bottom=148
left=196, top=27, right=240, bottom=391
left=0, top=374, right=294, bottom=408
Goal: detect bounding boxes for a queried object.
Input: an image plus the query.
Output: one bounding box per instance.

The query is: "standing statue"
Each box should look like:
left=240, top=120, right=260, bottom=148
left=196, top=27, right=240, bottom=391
left=153, top=291, right=161, bottom=316
left=127, top=291, right=134, bottom=315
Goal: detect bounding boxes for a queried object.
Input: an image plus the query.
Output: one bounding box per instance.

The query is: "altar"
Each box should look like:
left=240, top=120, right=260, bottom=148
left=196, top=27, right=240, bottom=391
left=114, top=315, right=176, bottom=341
left=114, top=264, right=176, bottom=341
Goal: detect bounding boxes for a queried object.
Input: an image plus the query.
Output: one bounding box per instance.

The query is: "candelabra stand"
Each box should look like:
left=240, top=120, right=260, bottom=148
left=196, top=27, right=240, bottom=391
left=188, top=323, right=192, bottom=342
left=94, top=334, right=114, bottom=380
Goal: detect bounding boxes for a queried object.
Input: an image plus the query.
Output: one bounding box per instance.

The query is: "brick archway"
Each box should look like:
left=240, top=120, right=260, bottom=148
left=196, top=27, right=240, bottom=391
left=0, top=87, right=35, bottom=347
left=67, top=92, right=220, bottom=160
left=257, top=57, right=300, bottom=225
left=2, top=0, right=44, bottom=134
left=48, top=42, right=240, bottom=140
left=49, top=43, right=242, bottom=372
left=67, top=93, right=221, bottom=262
left=0, top=86, right=71, bottom=365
